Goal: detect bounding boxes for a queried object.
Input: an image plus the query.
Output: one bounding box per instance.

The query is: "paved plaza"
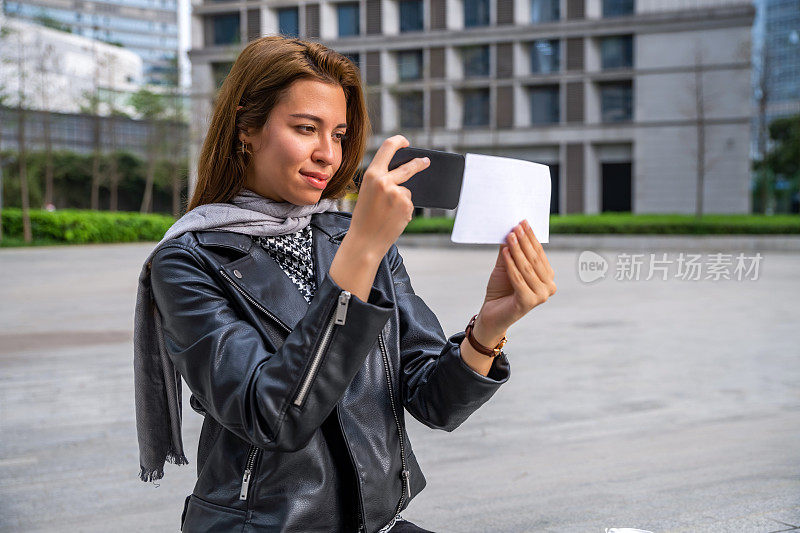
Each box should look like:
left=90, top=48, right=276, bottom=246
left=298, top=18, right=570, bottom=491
left=0, top=239, right=798, bottom=532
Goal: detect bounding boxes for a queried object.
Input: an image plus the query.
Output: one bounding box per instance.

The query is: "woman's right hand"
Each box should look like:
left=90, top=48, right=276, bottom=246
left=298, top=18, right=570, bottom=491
left=348, top=135, right=430, bottom=259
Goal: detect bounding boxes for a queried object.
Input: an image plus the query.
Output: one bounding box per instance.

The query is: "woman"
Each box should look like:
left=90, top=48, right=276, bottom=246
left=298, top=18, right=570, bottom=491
left=133, top=36, right=556, bottom=533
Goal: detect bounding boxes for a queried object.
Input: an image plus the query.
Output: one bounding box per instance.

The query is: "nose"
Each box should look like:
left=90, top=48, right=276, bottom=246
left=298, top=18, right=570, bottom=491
left=312, top=133, right=337, bottom=168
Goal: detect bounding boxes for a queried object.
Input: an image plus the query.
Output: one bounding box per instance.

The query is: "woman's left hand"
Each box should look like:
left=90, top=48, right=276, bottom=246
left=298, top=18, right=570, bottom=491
left=475, top=219, right=556, bottom=338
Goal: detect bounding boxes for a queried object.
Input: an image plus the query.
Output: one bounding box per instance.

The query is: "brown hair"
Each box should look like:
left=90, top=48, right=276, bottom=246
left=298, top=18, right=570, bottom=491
left=188, top=36, right=369, bottom=211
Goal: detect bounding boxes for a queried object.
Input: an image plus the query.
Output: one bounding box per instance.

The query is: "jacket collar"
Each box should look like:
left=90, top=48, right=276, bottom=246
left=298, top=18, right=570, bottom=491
left=199, top=211, right=353, bottom=332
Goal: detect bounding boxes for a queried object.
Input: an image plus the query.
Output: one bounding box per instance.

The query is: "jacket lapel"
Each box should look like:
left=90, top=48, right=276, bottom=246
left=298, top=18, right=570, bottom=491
left=215, top=212, right=348, bottom=332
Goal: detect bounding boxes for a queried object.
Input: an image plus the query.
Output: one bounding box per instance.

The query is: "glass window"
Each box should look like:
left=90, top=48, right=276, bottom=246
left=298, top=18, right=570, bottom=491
left=529, top=85, right=559, bottom=124
left=462, top=88, right=490, bottom=127
left=211, top=13, right=240, bottom=45
left=337, top=2, right=360, bottom=37
left=398, top=92, right=424, bottom=128
left=278, top=7, right=299, bottom=37
left=600, top=35, right=633, bottom=69
left=600, top=81, right=633, bottom=122
left=530, top=39, right=560, bottom=74
left=603, top=0, right=634, bottom=17
left=211, top=62, right=234, bottom=89
left=530, top=0, right=559, bottom=23
left=464, top=0, right=490, bottom=27
left=398, top=50, right=423, bottom=80
left=463, top=45, right=490, bottom=78
left=399, top=0, right=423, bottom=32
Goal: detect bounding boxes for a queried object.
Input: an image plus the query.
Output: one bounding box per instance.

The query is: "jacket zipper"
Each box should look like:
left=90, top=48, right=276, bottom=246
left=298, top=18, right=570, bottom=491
left=219, top=268, right=292, bottom=335
left=239, top=444, right=259, bottom=502
left=293, top=290, right=351, bottom=407
left=378, top=332, right=411, bottom=514
left=221, top=267, right=352, bottom=407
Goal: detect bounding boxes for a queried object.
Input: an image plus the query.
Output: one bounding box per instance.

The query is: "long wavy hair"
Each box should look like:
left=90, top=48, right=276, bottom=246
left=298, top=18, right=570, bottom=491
left=188, top=36, right=369, bottom=210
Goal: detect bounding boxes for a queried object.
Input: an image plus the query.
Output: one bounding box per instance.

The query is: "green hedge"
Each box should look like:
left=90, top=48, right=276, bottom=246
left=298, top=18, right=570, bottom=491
left=2, top=210, right=799, bottom=247
left=1, top=208, right=175, bottom=245
left=403, top=213, right=800, bottom=235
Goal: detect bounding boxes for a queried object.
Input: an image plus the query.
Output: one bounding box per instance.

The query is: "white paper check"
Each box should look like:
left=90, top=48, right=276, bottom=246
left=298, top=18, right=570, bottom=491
left=451, top=153, right=551, bottom=244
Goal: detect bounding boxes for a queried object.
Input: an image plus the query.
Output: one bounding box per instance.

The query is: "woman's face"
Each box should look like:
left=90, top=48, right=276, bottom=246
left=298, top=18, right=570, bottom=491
left=239, top=78, right=348, bottom=205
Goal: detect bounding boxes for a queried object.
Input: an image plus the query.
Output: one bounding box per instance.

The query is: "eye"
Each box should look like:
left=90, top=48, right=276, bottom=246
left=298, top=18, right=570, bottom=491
left=297, top=125, right=316, bottom=134
left=334, top=132, right=348, bottom=142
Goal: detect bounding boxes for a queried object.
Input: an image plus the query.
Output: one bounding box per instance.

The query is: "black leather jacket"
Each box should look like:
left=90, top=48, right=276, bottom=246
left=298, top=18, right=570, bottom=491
left=149, top=211, right=511, bottom=533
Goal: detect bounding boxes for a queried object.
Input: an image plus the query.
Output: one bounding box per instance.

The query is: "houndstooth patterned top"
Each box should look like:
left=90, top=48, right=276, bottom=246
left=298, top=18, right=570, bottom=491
left=253, top=226, right=317, bottom=304
left=253, top=226, right=404, bottom=533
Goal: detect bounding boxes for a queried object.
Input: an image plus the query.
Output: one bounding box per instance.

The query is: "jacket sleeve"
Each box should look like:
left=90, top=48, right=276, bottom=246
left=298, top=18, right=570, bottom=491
left=388, top=244, right=510, bottom=432
left=150, top=243, right=394, bottom=452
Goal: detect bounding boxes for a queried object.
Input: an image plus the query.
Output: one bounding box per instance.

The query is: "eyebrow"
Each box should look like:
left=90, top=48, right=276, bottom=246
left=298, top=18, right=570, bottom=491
left=289, top=113, right=347, bottom=129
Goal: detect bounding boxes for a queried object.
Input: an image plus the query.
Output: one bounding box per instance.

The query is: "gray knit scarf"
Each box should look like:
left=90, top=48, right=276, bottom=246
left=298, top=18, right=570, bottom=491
left=134, top=188, right=339, bottom=482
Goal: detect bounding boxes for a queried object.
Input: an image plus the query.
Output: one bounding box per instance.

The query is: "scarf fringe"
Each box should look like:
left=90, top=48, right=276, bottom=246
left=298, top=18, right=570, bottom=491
left=138, top=453, right=189, bottom=483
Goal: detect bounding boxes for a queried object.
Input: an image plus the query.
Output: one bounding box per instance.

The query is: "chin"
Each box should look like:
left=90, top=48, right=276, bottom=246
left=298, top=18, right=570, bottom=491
left=291, top=191, right=324, bottom=206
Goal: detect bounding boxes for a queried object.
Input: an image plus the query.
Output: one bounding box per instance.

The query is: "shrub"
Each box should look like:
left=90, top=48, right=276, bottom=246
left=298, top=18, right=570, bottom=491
left=1, top=208, right=175, bottom=245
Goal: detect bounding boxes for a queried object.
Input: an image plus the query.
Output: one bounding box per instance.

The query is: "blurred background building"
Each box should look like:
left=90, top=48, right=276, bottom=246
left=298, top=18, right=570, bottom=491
left=188, top=0, right=756, bottom=215
left=0, top=5, right=189, bottom=214
left=2, top=0, right=180, bottom=85
left=753, top=0, right=800, bottom=124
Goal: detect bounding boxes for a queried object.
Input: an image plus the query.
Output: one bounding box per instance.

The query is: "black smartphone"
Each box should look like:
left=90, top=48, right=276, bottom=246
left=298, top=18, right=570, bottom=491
left=387, top=147, right=465, bottom=209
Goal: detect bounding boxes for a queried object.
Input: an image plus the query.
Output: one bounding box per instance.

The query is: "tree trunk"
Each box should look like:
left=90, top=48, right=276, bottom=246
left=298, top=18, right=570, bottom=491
left=18, top=107, right=32, bottom=243
left=694, top=60, right=705, bottom=219
left=90, top=113, right=102, bottom=210
left=140, top=150, right=156, bottom=214
left=109, top=154, right=119, bottom=212
left=108, top=117, right=119, bottom=211
left=43, top=110, right=54, bottom=207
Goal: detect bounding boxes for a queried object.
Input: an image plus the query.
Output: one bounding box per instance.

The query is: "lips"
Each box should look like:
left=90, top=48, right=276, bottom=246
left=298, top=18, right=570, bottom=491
left=300, top=171, right=330, bottom=181
left=300, top=171, right=329, bottom=190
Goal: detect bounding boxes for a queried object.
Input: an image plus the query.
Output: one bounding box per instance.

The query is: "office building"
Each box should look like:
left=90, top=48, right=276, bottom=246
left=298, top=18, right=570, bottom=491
left=3, top=0, right=180, bottom=86
left=189, top=0, right=755, bottom=214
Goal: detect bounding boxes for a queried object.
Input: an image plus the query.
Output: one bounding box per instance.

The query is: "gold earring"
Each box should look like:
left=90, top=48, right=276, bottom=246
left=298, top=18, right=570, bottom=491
left=240, top=140, right=250, bottom=156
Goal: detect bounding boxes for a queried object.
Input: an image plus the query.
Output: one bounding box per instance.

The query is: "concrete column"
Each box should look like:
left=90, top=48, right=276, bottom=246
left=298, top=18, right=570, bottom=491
left=585, top=142, right=600, bottom=213
left=446, top=0, right=463, bottom=30
left=383, top=0, right=399, bottom=35
left=320, top=2, right=336, bottom=40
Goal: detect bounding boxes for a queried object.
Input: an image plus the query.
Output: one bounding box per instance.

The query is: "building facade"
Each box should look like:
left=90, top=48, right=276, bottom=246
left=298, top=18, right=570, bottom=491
left=188, top=0, right=755, bottom=214
left=759, top=0, right=800, bottom=122
left=2, top=0, right=180, bottom=85
left=0, top=16, right=143, bottom=115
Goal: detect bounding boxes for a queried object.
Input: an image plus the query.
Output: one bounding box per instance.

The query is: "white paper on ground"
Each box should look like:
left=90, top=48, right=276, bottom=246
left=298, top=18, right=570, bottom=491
left=451, top=153, right=551, bottom=244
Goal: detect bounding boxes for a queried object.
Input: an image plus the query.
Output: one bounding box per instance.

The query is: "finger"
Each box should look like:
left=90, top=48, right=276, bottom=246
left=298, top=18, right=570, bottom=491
left=507, top=231, right=548, bottom=298
left=522, top=219, right=554, bottom=279
left=386, top=156, right=430, bottom=185
left=502, top=246, right=537, bottom=309
left=513, top=223, right=550, bottom=283
left=369, top=135, right=409, bottom=171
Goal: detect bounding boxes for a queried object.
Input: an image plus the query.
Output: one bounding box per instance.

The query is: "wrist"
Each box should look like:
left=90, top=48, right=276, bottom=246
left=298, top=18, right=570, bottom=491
left=472, top=312, right=507, bottom=348
left=470, top=315, right=507, bottom=353
left=339, top=231, right=384, bottom=266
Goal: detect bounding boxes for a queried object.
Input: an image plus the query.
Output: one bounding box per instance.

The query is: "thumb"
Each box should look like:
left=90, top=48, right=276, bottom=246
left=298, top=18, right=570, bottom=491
left=494, top=244, right=507, bottom=268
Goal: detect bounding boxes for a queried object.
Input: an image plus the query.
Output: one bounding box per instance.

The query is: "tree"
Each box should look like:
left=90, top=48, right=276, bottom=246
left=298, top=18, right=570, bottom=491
left=0, top=22, right=11, bottom=242
left=128, top=88, right=166, bottom=213
left=33, top=39, right=60, bottom=208
left=162, top=55, right=189, bottom=217
left=6, top=20, right=33, bottom=242
left=684, top=40, right=748, bottom=217
left=754, top=114, right=800, bottom=214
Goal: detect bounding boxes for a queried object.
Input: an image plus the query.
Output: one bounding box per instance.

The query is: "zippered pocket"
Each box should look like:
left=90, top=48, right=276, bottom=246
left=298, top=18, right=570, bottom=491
left=239, top=444, right=259, bottom=502
left=292, top=290, right=351, bottom=408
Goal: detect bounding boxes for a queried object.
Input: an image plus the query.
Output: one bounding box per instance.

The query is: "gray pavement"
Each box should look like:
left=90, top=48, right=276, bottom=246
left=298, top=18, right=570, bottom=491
left=0, top=240, right=798, bottom=532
